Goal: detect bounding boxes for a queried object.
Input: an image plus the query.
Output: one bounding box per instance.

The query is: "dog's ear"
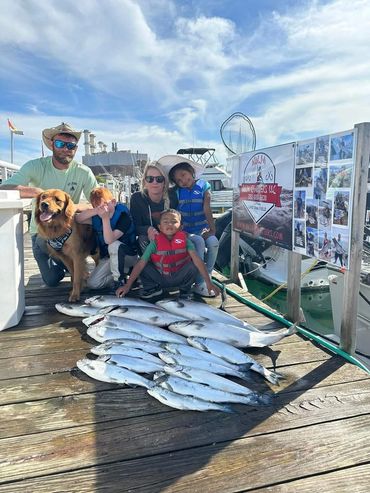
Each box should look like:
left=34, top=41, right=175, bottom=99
left=34, top=192, right=42, bottom=222
left=64, top=192, right=76, bottom=219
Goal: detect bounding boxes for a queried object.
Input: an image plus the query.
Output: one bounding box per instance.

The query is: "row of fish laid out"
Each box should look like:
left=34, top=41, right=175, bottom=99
left=55, top=295, right=295, bottom=411
left=56, top=295, right=297, bottom=349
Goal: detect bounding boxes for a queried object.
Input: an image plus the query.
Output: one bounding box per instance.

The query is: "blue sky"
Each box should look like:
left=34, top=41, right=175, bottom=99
left=1, top=0, right=369, bottom=166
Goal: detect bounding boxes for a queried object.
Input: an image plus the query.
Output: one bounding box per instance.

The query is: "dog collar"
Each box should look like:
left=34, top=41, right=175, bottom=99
left=47, top=228, right=72, bottom=251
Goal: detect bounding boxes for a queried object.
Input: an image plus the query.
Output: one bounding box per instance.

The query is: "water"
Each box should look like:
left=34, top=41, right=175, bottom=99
left=242, top=277, right=335, bottom=337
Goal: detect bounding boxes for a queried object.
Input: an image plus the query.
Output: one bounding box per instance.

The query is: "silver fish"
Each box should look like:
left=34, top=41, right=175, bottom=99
left=87, top=326, right=154, bottom=344
left=161, top=365, right=260, bottom=397
left=84, top=314, right=187, bottom=344
left=55, top=303, right=102, bottom=317
left=98, top=305, right=187, bottom=327
left=188, top=336, right=284, bottom=385
left=90, top=345, right=163, bottom=364
left=90, top=339, right=163, bottom=355
left=168, top=320, right=296, bottom=348
left=76, top=358, right=154, bottom=388
left=85, top=295, right=156, bottom=309
left=156, top=298, right=259, bottom=330
left=162, top=343, right=245, bottom=371
left=98, top=354, right=164, bottom=373
left=147, top=386, right=234, bottom=412
left=158, top=352, right=250, bottom=380
left=156, top=374, right=269, bottom=406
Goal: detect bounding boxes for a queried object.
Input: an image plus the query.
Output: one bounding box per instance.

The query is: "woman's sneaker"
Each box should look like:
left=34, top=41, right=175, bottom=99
left=140, top=287, right=163, bottom=300
left=193, top=282, right=216, bottom=298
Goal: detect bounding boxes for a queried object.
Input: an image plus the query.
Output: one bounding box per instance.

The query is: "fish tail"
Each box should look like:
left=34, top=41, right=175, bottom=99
left=258, top=392, right=274, bottom=405
left=263, top=368, right=285, bottom=385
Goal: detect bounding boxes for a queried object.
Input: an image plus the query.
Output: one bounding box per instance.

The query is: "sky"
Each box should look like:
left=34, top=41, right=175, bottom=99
left=1, top=0, right=370, bottom=167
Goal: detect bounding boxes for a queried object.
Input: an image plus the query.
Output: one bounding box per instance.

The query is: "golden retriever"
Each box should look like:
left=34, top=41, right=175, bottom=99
left=35, top=189, right=98, bottom=302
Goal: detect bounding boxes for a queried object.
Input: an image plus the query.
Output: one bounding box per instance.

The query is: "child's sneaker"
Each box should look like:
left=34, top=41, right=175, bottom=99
left=179, top=290, right=194, bottom=301
left=140, top=287, right=163, bottom=300
left=193, top=282, right=216, bottom=298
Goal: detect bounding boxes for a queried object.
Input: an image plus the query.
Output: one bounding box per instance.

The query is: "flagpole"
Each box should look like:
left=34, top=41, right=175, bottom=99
left=10, top=130, right=14, bottom=163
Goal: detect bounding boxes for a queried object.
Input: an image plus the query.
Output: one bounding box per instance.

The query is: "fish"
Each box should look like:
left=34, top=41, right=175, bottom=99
left=188, top=337, right=284, bottom=385
left=55, top=303, right=103, bottom=317
left=90, top=345, right=163, bottom=364
left=96, top=305, right=188, bottom=327
left=85, top=295, right=156, bottom=309
left=156, top=298, right=260, bottom=331
left=162, top=342, right=248, bottom=372
left=84, top=314, right=188, bottom=344
left=158, top=352, right=251, bottom=380
left=168, top=320, right=296, bottom=348
left=98, top=354, right=164, bottom=373
left=86, top=326, right=155, bottom=344
left=156, top=374, right=270, bottom=406
left=90, top=339, right=163, bottom=356
left=147, top=386, right=234, bottom=412
left=76, top=358, right=154, bottom=388
left=160, top=365, right=264, bottom=397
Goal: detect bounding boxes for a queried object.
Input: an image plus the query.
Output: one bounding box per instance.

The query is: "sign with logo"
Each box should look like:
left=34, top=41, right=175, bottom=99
left=233, top=143, right=295, bottom=250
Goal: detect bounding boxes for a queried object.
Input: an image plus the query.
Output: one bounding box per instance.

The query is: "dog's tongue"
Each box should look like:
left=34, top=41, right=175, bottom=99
left=40, top=212, right=53, bottom=222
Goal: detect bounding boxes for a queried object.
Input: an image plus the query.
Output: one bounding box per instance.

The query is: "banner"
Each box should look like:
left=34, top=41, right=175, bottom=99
left=233, top=143, right=295, bottom=250
left=7, top=118, right=24, bottom=135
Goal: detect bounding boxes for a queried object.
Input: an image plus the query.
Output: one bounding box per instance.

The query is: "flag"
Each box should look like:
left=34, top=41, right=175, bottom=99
left=7, top=118, right=24, bottom=135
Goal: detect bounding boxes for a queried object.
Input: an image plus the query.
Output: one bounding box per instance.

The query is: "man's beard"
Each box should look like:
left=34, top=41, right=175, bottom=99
left=53, top=153, right=73, bottom=166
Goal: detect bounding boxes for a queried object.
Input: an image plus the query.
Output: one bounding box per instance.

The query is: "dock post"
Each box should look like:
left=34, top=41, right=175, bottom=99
left=287, top=250, right=302, bottom=323
left=340, top=122, right=370, bottom=354
left=230, top=227, right=240, bottom=283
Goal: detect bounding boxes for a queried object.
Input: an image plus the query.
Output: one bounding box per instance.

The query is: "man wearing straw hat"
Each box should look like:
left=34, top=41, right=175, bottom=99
left=0, top=122, right=97, bottom=287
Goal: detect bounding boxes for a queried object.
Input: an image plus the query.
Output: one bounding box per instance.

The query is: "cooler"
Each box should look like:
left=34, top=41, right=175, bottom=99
left=0, top=190, right=25, bottom=330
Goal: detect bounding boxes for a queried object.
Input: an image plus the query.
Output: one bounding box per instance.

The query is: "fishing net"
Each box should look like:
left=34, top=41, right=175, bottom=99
left=220, top=112, right=256, bottom=155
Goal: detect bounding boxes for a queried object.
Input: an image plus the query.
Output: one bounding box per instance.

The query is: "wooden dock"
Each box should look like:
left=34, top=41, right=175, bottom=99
left=0, top=234, right=369, bottom=492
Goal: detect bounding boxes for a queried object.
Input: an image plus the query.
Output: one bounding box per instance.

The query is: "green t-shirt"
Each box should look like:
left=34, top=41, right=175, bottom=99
left=4, top=156, right=98, bottom=234
left=142, top=237, right=195, bottom=261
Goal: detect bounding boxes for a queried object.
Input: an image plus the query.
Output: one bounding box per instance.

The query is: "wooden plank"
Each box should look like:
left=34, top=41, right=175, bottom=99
left=0, top=414, right=369, bottom=489
left=1, top=357, right=367, bottom=407
left=1, top=377, right=370, bottom=441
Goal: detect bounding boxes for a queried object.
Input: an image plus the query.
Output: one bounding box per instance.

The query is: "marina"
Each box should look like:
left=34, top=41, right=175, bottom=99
left=0, top=233, right=369, bottom=492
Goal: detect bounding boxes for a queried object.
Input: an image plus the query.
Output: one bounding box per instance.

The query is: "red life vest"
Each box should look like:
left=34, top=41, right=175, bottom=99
left=151, top=231, right=191, bottom=274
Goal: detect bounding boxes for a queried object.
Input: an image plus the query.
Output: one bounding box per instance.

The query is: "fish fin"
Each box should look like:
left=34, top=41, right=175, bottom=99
left=101, top=305, right=121, bottom=314
left=153, top=374, right=167, bottom=384
left=219, top=285, right=227, bottom=311
left=258, top=392, right=275, bottom=406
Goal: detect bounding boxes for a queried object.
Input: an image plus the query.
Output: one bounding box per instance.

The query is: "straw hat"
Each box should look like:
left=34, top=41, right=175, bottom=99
left=42, top=122, right=82, bottom=151
left=157, top=154, right=205, bottom=180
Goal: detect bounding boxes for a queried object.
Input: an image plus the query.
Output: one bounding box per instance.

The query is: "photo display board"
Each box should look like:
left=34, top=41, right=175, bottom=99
left=232, top=129, right=356, bottom=268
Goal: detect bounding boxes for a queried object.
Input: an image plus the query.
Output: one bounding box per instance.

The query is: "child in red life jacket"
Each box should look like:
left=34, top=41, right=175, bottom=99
left=75, top=187, right=138, bottom=291
left=116, top=209, right=220, bottom=300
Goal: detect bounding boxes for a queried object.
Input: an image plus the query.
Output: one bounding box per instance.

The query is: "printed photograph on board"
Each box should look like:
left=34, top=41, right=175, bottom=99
left=318, top=230, right=331, bottom=261
left=328, top=163, right=352, bottom=188
left=294, top=190, right=305, bottom=218
left=294, top=219, right=305, bottom=249
left=306, top=199, right=318, bottom=229
left=297, top=140, right=315, bottom=165
left=319, top=199, right=332, bottom=228
left=306, top=227, right=318, bottom=257
left=333, top=190, right=350, bottom=226
left=330, top=132, right=354, bottom=161
left=315, top=135, right=329, bottom=165
left=295, top=166, right=312, bottom=188
left=313, top=167, right=327, bottom=199
left=331, top=227, right=348, bottom=267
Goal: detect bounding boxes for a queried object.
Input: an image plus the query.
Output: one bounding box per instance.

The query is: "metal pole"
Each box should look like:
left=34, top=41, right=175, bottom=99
left=287, top=250, right=302, bottom=323
left=340, top=122, right=370, bottom=354
left=10, top=131, right=14, bottom=163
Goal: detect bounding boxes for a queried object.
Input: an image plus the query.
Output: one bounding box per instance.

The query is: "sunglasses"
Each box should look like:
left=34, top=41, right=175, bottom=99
left=145, top=175, right=165, bottom=183
left=53, top=139, right=78, bottom=150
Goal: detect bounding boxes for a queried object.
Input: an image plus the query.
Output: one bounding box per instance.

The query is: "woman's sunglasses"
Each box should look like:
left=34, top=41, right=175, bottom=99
left=145, top=175, right=165, bottom=183
left=53, top=139, right=78, bottom=150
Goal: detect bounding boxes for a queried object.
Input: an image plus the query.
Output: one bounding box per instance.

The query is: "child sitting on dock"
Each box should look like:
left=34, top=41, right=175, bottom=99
left=116, top=209, right=220, bottom=300
left=75, top=187, right=138, bottom=291
left=167, top=159, right=219, bottom=297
